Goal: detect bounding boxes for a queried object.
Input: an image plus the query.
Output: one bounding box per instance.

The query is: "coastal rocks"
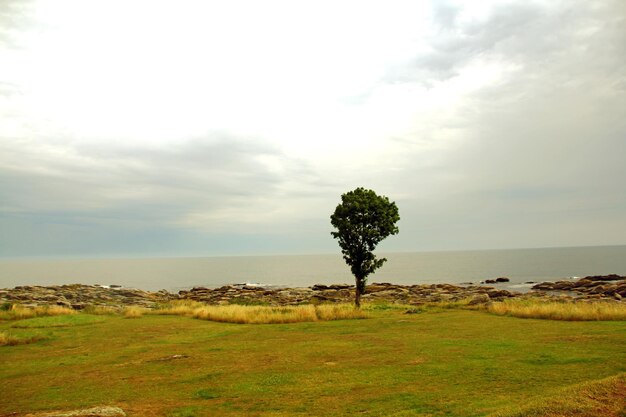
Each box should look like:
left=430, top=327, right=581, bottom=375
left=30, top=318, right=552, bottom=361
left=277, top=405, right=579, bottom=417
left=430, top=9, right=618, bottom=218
left=311, top=284, right=354, bottom=291
left=176, top=282, right=516, bottom=306
left=3, top=275, right=624, bottom=310
left=583, top=274, right=625, bottom=282
left=0, top=284, right=175, bottom=309
left=530, top=275, right=626, bottom=300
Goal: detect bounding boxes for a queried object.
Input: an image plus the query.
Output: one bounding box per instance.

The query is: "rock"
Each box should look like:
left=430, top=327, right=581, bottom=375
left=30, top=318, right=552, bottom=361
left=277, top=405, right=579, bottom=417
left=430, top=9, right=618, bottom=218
left=310, top=295, right=330, bottom=303
left=327, top=284, right=352, bottom=290
left=590, top=285, right=607, bottom=294
left=40, top=406, right=126, bottom=417
left=552, top=281, right=573, bottom=290
left=495, top=277, right=510, bottom=283
left=573, top=279, right=601, bottom=288
left=311, top=284, right=329, bottom=291
left=485, top=280, right=496, bottom=284
left=468, top=294, right=491, bottom=305
left=532, top=282, right=555, bottom=290
left=486, top=289, right=512, bottom=299
left=583, top=274, right=625, bottom=282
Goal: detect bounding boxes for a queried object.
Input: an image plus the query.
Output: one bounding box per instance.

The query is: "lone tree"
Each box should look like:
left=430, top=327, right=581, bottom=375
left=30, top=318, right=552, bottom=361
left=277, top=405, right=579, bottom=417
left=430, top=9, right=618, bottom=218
left=330, top=187, right=400, bottom=308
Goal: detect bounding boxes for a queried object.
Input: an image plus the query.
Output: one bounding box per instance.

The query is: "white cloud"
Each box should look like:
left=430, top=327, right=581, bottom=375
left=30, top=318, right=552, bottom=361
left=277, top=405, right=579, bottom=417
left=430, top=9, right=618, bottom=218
left=1, top=0, right=625, bottom=256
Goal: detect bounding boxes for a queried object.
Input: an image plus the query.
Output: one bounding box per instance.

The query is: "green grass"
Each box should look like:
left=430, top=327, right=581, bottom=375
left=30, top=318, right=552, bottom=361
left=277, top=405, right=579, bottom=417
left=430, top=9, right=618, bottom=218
left=0, top=307, right=624, bottom=416
left=9, top=314, right=104, bottom=328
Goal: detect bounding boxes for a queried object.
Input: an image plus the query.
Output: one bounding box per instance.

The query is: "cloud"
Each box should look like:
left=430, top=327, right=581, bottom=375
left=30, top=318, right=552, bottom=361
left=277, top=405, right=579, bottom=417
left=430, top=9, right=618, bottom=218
left=0, top=0, right=35, bottom=48
left=0, top=0, right=625, bottom=256
left=370, top=0, right=626, bottom=250
left=0, top=134, right=297, bottom=225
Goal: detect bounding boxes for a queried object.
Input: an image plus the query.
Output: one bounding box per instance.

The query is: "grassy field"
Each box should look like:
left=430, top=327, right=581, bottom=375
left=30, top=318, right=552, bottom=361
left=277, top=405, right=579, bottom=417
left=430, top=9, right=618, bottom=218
left=1, top=305, right=625, bottom=416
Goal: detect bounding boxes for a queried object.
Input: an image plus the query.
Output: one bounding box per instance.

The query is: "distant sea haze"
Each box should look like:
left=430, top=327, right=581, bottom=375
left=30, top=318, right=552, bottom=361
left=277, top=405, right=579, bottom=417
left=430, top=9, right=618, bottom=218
left=0, top=245, right=625, bottom=293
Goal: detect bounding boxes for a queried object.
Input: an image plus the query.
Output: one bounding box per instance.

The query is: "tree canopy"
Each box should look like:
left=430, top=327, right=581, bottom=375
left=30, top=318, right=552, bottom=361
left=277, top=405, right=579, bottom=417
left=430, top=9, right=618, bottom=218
left=330, top=187, right=400, bottom=307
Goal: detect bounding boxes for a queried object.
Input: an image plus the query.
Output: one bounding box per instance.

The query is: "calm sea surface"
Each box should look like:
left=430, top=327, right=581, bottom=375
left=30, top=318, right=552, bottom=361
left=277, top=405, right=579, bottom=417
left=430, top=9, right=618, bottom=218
left=1, top=246, right=625, bottom=292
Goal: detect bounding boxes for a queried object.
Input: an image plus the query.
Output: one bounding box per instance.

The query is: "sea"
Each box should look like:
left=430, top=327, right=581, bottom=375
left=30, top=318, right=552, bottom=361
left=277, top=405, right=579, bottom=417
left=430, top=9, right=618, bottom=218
left=0, top=245, right=625, bottom=293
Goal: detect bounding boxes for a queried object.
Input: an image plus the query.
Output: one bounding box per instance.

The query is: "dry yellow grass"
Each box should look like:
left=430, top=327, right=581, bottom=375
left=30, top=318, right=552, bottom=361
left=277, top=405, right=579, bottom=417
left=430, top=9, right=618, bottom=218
left=0, top=305, right=76, bottom=321
left=491, top=372, right=626, bottom=417
left=83, top=305, right=119, bottom=315
left=0, top=331, right=43, bottom=346
left=153, top=299, right=205, bottom=316
left=154, top=301, right=367, bottom=324
left=487, top=299, right=626, bottom=321
left=123, top=306, right=147, bottom=318
left=314, top=303, right=367, bottom=321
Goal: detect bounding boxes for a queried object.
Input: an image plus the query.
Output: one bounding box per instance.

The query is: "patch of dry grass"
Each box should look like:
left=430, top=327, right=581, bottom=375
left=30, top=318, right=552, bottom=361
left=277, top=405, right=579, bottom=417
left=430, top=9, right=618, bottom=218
left=314, top=304, right=367, bottom=321
left=123, top=306, right=147, bottom=318
left=0, top=331, right=44, bottom=346
left=83, top=305, right=120, bottom=315
left=490, top=372, right=626, bottom=417
left=153, top=299, right=205, bottom=316
left=154, top=301, right=367, bottom=324
left=487, top=299, right=626, bottom=321
left=0, top=305, right=76, bottom=321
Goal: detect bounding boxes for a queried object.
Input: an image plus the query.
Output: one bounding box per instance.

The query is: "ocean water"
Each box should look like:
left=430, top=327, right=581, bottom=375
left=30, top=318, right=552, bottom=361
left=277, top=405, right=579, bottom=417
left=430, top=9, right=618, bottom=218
left=0, top=245, right=625, bottom=293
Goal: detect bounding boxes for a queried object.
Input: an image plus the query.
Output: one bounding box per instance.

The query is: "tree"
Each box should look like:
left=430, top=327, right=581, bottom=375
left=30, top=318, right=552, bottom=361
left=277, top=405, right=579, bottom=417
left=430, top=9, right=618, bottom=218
left=330, top=187, right=400, bottom=308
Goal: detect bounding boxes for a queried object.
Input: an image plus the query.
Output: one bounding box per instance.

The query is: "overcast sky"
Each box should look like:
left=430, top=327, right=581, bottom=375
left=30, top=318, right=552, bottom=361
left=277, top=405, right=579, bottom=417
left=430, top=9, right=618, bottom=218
left=1, top=0, right=625, bottom=258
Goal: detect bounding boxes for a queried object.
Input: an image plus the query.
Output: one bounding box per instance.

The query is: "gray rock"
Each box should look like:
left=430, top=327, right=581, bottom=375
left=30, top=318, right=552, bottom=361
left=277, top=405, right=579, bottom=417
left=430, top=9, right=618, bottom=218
left=583, top=274, right=625, bottom=282
left=468, top=294, right=491, bottom=305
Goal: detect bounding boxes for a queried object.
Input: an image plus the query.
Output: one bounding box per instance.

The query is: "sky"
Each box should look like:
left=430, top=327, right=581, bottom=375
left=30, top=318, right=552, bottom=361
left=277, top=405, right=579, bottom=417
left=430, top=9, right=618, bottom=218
left=0, top=0, right=625, bottom=258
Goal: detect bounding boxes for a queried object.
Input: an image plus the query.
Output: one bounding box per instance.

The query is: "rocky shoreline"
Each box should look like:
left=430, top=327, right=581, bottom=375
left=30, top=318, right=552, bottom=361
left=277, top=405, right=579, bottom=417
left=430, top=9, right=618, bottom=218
left=1, top=275, right=624, bottom=310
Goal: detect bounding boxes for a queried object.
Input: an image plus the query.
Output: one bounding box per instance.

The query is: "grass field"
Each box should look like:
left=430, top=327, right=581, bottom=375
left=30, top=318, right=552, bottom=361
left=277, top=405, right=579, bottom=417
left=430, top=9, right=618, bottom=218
left=1, top=305, right=625, bottom=416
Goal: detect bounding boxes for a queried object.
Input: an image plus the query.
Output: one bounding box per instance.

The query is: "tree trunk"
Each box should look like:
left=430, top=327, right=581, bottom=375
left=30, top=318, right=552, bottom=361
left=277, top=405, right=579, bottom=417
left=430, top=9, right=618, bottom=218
left=354, top=277, right=363, bottom=308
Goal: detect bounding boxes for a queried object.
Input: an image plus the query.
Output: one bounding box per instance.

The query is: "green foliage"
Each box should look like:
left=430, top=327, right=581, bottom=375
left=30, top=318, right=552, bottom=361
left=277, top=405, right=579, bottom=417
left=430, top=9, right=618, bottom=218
left=330, top=187, right=399, bottom=305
